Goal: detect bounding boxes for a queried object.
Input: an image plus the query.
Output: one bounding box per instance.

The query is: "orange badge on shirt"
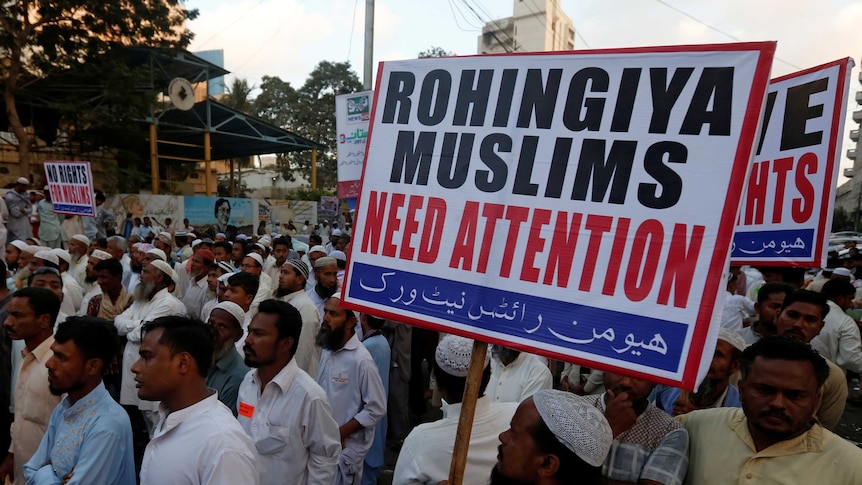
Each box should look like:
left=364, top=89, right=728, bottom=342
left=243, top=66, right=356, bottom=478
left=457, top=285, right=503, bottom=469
left=239, top=402, right=255, bottom=418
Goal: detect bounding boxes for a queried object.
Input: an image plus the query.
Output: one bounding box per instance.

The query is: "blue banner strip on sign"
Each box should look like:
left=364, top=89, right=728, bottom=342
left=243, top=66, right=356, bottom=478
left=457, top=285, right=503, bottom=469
left=53, top=203, right=95, bottom=216
left=349, top=262, right=686, bottom=372
left=731, top=229, right=815, bottom=259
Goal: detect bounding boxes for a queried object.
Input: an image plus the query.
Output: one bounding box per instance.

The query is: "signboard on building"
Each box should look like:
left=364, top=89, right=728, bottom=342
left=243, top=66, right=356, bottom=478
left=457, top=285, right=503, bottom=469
left=342, top=43, right=775, bottom=389
left=336, top=90, right=373, bottom=199
left=43, top=161, right=96, bottom=216
left=731, top=58, right=853, bottom=266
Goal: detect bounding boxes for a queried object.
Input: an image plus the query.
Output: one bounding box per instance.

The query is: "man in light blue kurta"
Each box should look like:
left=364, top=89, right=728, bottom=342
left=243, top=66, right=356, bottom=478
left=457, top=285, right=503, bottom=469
left=359, top=315, right=390, bottom=485
left=23, top=317, right=135, bottom=485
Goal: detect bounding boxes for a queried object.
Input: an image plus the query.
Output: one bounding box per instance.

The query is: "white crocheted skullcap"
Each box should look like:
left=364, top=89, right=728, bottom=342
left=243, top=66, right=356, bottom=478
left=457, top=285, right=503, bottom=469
left=9, top=240, right=28, bottom=251
left=149, top=259, right=178, bottom=283
left=532, top=389, right=613, bottom=467
left=159, top=231, right=173, bottom=239
left=71, top=234, right=90, bottom=246
left=52, top=248, right=71, bottom=264
left=308, top=245, right=326, bottom=255
left=331, top=228, right=342, bottom=237
left=434, top=335, right=488, bottom=378
left=21, top=245, right=41, bottom=255
left=91, top=249, right=112, bottom=261
left=217, top=272, right=233, bottom=284
left=718, top=328, right=746, bottom=352
left=191, top=239, right=202, bottom=248
left=235, top=233, right=249, bottom=241
left=34, top=250, right=59, bottom=266
left=259, top=236, right=271, bottom=248
left=314, top=256, right=337, bottom=269
left=175, top=230, right=188, bottom=237
left=329, top=250, right=347, bottom=262
left=146, top=248, right=166, bottom=261
left=284, top=259, right=309, bottom=280
left=245, top=253, right=263, bottom=267
left=210, top=301, right=245, bottom=328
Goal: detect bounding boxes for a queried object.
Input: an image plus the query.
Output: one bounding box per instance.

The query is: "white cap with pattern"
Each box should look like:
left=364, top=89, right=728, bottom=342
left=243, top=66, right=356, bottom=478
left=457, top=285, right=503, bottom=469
left=434, top=335, right=489, bottom=377
left=718, top=328, right=746, bottom=352
left=532, top=389, right=613, bottom=467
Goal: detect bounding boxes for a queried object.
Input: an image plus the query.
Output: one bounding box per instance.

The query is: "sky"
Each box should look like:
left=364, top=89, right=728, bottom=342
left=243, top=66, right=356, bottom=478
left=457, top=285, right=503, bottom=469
left=185, top=0, right=862, bottom=183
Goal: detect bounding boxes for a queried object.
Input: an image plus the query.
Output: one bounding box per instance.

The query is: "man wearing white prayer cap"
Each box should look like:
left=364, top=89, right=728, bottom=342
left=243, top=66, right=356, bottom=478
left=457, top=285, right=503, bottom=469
left=67, top=234, right=90, bottom=286
left=306, top=256, right=339, bottom=321
left=76, top=249, right=113, bottom=314
left=490, top=389, right=613, bottom=485
left=240, top=252, right=272, bottom=306
left=305, top=245, right=327, bottom=291
left=114, top=260, right=187, bottom=437
left=394, top=335, right=518, bottom=485
left=205, top=301, right=249, bottom=413
left=657, top=328, right=745, bottom=416
left=52, top=248, right=84, bottom=315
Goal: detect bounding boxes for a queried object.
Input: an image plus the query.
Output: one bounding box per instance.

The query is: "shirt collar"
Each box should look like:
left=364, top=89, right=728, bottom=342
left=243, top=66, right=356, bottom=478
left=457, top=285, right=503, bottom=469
left=157, top=390, right=219, bottom=435
left=252, top=358, right=299, bottom=393
left=61, top=381, right=110, bottom=416
left=442, top=395, right=491, bottom=419
left=731, top=410, right=824, bottom=455
left=338, top=332, right=360, bottom=352
left=26, top=335, right=55, bottom=362
left=282, top=289, right=305, bottom=302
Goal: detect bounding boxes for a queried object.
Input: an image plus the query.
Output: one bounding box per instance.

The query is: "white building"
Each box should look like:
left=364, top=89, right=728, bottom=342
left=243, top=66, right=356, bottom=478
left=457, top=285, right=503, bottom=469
left=477, top=0, right=575, bottom=54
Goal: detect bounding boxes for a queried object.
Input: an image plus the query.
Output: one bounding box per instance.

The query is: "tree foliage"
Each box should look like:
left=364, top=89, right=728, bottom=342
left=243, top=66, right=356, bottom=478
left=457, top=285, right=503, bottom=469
left=0, top=0, right=198, bottom=177
left=418, top=46, right=456, bottom=58
left=255, top=61, right=362, bottom=189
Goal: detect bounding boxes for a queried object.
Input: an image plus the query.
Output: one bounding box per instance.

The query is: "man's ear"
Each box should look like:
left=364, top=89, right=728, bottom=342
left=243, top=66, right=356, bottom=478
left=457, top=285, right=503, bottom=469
left=537, top=453, right=561, bottom=478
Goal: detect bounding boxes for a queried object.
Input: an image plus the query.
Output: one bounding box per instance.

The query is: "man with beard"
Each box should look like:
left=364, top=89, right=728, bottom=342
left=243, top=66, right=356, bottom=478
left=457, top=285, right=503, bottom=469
left=106, top=236, right=132, bottom=289
left=132, top=316, right=257, bottom=485
left=773, top=289, right=847, bottom=430
left=486, top=346, right=552, bottom=404
left=477, top=390, right=612, bottom=485
left=394, top=335, right=516, bottom=485
left=678, top=336, right=862, bottom=484
left=276, top=259, right=320, bottom=377
left=53, top=248, right=84, bottom=314
left=583, top=372, right=689, bottom=485
left=125, top=242, right=149, bottom=294
left=0, top=287, right=62, bottom=485
left=305, top=245, right=327, bottom=291
left=76, top=249, right=112, bottom=316
left=238, top=299, right=341, bottom=485
left=23, top=317, right=135, bottom=485
left=307, top=256, right=339, bottom=322
left=241, top=253, right=272, bottom=304
left=13, top=245, right=36, bottom=290
left=67, top=234, right=90, bottom=286
left=316, top=296, right=386, bottom=485
left=4, top=178, right=31, bottom=243
left=114, top=260, right=186, bottom=442
left=738, top=282, right=795, bottom=345
left=657, top=329, right=745, bottom=416
left=182, top=249, right=215, bottom=319
left=205, top=301, right=249, bottom=413
left=85, top=258, right=132, bottom=400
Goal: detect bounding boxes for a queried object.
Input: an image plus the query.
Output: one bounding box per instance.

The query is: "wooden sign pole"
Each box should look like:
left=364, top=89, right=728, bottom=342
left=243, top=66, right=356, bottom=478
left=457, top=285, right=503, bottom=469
left=447, top=340, right=488, bottom=485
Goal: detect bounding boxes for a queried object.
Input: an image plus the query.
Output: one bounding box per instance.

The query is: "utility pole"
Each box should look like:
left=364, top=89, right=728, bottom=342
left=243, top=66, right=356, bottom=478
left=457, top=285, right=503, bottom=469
left=364, top=0, right=374, bottom=90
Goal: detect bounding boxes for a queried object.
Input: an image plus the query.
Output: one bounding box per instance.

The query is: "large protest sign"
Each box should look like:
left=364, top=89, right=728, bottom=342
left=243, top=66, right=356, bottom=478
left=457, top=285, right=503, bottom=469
left=336, top=90, right=373, bottom=198
left=43, top=161, right=96, bottom=216
left=343, top=43, right=775, bottom=388
left=732, top=59, right=852, bottom=266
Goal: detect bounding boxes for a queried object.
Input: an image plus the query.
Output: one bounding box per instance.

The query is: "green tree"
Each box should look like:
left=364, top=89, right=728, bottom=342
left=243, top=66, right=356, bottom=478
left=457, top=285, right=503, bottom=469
left=418, top=46, right=456, bottom=58
left=0, top=0, right=197, bottom=179
left=223, top=77, right=254, bottom=194
left=276, top=61, right=362, bottom=189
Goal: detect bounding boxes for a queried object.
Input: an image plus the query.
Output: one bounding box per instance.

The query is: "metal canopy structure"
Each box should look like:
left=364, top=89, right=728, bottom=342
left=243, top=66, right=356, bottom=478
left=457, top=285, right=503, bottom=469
left=155, top=101, right=324, bottom=162
left=138, top=47, right=324, bottom=195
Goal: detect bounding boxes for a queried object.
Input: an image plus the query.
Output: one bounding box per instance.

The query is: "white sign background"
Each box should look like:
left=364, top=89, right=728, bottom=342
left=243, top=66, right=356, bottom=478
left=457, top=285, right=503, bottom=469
left=344, top=43, right=775, bottom=388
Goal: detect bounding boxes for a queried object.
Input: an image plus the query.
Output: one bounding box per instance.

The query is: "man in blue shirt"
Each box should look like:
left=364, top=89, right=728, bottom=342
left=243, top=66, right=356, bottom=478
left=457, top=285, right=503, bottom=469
left=24, top=316, right=135, bottom=485
left=359, top=314, right=390, bottom=485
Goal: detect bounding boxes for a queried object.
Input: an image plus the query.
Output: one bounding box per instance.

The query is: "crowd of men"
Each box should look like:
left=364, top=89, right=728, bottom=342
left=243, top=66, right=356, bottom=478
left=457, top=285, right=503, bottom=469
left=0, top=181, right=860, bottom=484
